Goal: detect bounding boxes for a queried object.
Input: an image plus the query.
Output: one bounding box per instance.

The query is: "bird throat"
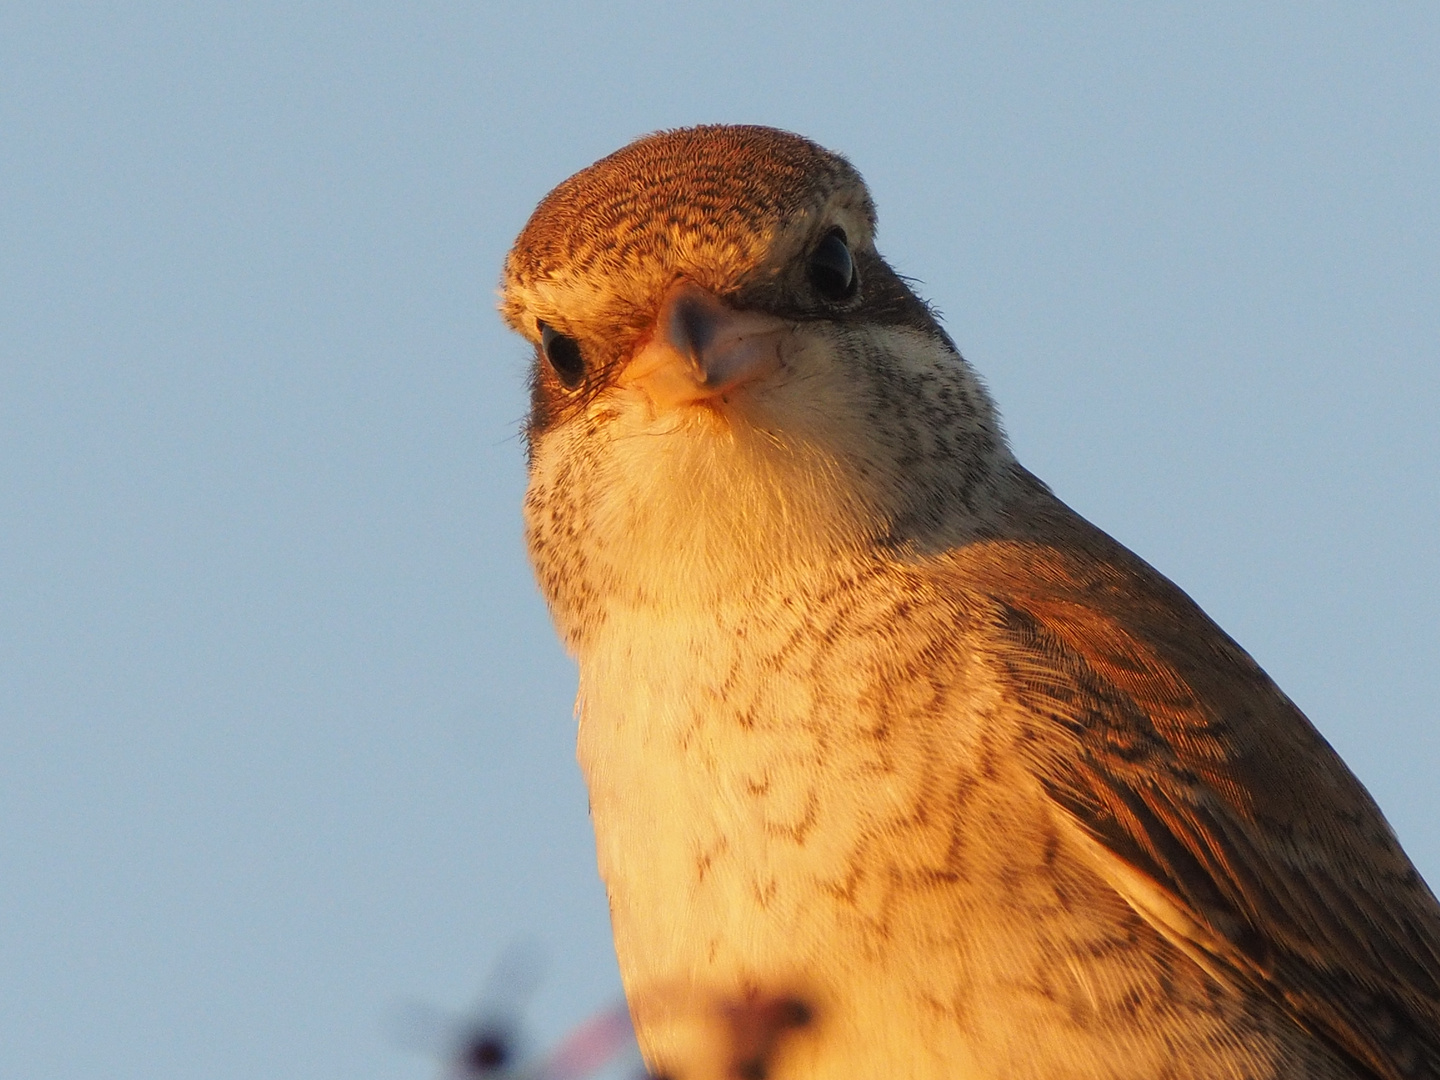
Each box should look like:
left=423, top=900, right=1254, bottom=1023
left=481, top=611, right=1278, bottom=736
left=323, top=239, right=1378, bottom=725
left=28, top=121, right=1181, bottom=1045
left=522, top=324, right=1015, bottom=652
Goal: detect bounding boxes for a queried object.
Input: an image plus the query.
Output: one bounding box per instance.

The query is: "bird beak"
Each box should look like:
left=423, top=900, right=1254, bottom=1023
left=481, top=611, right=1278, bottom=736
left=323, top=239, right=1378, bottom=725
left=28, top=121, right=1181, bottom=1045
left=620, top=280, right=788, bottom=410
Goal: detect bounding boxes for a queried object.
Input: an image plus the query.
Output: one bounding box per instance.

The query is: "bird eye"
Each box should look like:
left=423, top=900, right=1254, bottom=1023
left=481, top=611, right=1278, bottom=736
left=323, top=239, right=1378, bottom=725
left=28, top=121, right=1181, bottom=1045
left=537, top=321, right=586, bottom=388
left=808, top=227, right=857, bottom=302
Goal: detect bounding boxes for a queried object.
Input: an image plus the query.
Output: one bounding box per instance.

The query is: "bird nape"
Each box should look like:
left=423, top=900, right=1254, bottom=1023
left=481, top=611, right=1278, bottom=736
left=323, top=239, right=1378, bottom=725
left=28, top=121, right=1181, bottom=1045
left=499, top=125, right=1440, bottom=1080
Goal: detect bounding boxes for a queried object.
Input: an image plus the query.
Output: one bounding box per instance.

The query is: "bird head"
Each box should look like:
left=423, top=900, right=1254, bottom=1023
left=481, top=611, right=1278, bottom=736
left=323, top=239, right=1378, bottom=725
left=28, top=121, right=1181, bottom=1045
left=501, top=126, right=1016, bottom=647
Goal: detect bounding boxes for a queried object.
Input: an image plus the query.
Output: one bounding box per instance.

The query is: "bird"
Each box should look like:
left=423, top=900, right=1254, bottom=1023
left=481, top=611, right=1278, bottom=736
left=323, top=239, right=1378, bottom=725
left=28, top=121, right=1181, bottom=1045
left=499, top=125, right=1440, bottom=1080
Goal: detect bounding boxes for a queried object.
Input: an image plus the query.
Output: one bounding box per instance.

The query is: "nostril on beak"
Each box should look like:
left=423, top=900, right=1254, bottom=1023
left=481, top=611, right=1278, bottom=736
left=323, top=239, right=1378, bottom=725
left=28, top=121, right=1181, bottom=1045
left=671, top=290, right=718, bottom=362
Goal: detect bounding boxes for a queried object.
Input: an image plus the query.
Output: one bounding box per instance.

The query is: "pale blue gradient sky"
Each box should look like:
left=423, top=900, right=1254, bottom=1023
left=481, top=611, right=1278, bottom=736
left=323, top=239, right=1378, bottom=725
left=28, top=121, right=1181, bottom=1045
left=2, top=5, right=1437, bottom=1078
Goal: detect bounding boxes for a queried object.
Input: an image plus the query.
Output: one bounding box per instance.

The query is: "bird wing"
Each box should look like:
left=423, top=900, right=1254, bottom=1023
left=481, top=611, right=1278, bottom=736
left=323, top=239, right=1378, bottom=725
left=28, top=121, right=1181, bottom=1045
left=948, top=498, right=1440, bottom=1080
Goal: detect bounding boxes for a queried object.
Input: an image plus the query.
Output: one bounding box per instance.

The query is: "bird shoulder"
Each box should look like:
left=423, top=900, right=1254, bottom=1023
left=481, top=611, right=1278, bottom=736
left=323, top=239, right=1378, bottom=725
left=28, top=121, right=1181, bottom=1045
left=941, top=480, right=1440, bottom=1080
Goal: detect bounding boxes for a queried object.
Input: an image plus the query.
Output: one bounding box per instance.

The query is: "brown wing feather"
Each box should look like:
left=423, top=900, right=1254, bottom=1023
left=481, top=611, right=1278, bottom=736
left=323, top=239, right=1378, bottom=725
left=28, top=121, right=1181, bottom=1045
left=947, top=479, right=1440, bottom=1080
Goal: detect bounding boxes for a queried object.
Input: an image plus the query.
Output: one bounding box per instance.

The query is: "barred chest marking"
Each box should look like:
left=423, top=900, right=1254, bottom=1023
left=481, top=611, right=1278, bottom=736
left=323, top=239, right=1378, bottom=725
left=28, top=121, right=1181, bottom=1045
left=576, top=562, right=1008, bottom=956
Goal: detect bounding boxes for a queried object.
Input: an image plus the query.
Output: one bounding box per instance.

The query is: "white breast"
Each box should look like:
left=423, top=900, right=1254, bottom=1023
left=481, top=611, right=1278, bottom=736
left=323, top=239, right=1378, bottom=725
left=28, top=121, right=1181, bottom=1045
left=573, top=566, right=1013, bottom=1079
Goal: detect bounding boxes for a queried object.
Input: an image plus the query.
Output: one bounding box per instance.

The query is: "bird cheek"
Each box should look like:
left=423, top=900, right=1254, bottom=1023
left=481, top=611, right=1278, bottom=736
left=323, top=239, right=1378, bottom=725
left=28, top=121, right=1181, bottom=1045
left=619, top=280, right=788, bottom=412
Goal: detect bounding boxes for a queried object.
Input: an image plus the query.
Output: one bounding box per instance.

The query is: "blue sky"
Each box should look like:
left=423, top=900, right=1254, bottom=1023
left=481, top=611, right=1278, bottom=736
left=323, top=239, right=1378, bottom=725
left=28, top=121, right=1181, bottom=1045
left=2, top=5, right=1437, bottom=1078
